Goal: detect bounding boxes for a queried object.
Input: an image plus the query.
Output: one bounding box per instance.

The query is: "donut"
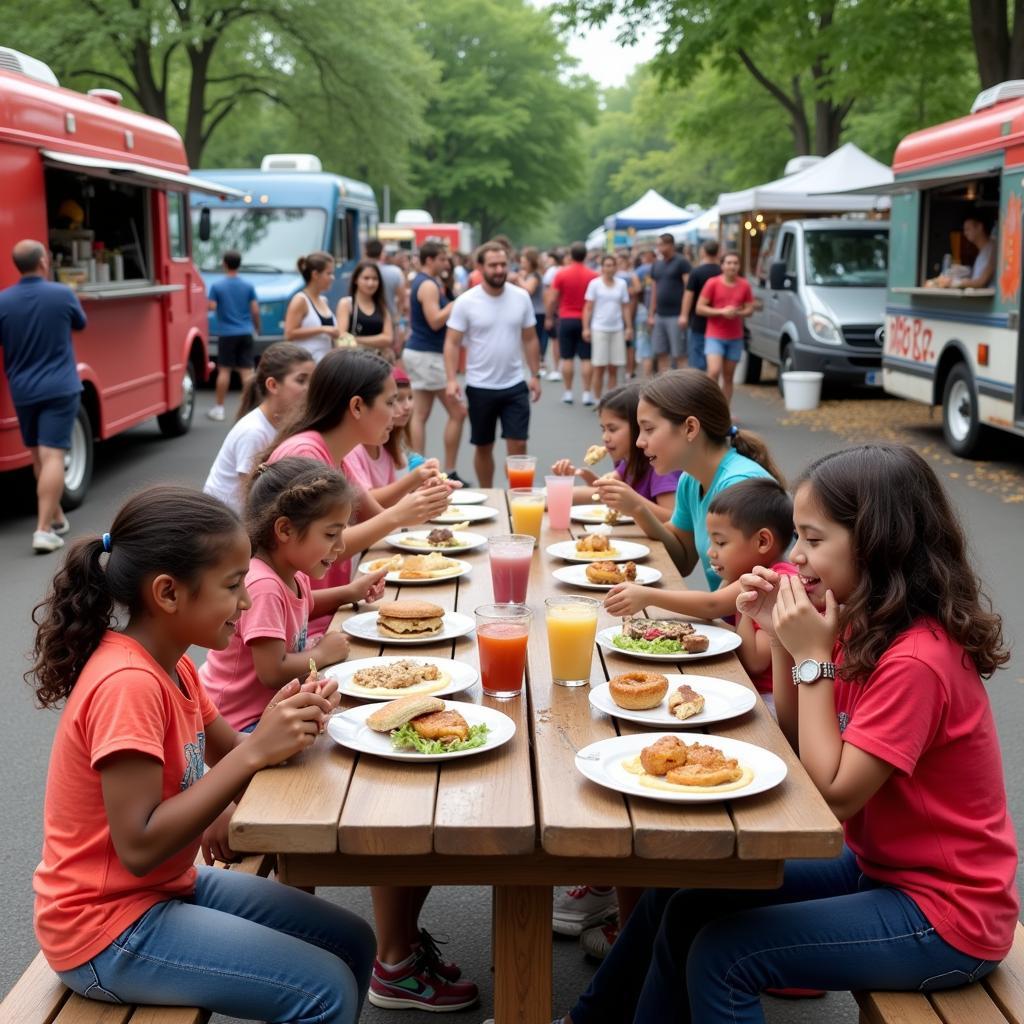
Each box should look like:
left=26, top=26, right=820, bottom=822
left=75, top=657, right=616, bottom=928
left=608, top=670, right=669, bottom=710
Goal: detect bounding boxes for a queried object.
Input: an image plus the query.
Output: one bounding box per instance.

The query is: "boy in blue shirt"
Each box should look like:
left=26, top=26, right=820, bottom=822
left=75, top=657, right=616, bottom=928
left=207, top=250, right=260, bottom=421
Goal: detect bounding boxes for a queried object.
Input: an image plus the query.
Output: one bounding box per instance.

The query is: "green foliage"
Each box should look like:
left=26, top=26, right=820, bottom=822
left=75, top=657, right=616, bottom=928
left=406, top=0, right=597, bottom=238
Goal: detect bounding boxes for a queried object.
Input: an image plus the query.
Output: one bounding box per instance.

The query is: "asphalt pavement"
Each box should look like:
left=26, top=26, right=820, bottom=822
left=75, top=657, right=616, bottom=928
left=1, top=370, right=1022, bottom=1024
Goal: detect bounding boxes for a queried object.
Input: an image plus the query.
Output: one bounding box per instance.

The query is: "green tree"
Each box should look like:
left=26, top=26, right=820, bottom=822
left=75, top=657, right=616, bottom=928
left=968, top=0, right=1024, bottom=88
left=409, top=0, right=597, bottom=238
left=5, top=0, right=434, bottom=182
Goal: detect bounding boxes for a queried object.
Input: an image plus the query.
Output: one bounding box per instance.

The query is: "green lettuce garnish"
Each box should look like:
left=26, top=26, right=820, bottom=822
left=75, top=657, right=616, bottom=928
left=390, top=721, right=490, bottom=754
left=612, top=634, right=684, bottom=654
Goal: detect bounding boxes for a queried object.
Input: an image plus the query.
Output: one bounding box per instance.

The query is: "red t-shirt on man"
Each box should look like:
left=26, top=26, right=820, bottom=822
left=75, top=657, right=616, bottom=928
left=702, top=275, right=753, bottom=341
left=552, top=263, right=598, bottom=319
left=837, top=619, right=1019, bottom=961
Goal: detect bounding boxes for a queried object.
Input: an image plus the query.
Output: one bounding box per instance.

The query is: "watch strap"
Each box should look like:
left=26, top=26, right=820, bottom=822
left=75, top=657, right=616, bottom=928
left=791, top=660, right=837, bottom=685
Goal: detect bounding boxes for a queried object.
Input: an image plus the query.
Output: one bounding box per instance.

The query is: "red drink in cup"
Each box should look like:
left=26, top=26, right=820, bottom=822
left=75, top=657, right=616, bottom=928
left=506, top=455, right=537, bottom=489
left=488, top=534, right=534, bottom=602
left=475, top=604, right=532, bottom=698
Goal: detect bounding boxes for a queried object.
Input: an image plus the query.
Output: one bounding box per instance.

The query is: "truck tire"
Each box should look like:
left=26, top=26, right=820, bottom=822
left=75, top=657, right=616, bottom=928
left=740, top=351, right=762, bottom=384
left=157, top=361, right=197, bottom=438
left=941, top=362, right=985, bottom=457
left=62, top=404, right=94, bottom=510
left=777, top=344, right=794, bottom=397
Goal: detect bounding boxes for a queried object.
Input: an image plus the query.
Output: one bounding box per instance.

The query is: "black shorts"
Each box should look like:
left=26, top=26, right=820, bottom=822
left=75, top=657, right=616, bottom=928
left=466, top=381, right=530, bottom=446
left=218, top=334, right=255, bottom=369
left=15, top=391, right=80, bottom=449
left=558, top=318, right=591, bottom=361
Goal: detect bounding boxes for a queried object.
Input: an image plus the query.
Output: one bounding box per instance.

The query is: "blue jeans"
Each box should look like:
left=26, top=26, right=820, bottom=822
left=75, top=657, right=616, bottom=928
left=58, top=866, right=376, bottom=1024
left=569, top=847, right=997, bottom=1024
left=687, top=328, right=707, bottom=371
left=536, top=312, right=550, bottom=358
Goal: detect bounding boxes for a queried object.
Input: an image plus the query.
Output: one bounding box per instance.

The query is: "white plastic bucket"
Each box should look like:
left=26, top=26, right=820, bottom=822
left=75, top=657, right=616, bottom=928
left=781, top=371, right=824, bottom=411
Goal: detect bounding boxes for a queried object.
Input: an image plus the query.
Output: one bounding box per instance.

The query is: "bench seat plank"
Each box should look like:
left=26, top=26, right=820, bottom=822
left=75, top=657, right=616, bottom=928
left=856, top=990, right=944, bottom=1024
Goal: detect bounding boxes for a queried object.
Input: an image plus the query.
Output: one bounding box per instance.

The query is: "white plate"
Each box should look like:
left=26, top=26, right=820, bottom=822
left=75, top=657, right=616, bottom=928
left=552, top=563, right=662, bottom=591
left=571, top=505, right=635, bottom=525
left=386, top=531, right=488, bottom=555
left=449, top=489, right=488, bottom=505
left=356, top=557, right=472, bottom=586
left=546, top=539, right=650, bottom=563
left=430, top=505, right=500, bottom=524
left=589, top=674, right=756, bottom=728
left=596, top=623, right=741, bottom=662
left=575, top=732, right=787, bottom=803
left=342, top=610, right=475, bottom=645
left=324, top=656, right=478, bottom=701
left=327, top=700, right=516, bottom=763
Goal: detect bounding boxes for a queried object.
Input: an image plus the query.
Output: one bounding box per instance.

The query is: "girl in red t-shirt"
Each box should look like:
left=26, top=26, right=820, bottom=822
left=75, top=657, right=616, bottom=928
left=31, top=486, right=376, bottom=1022
left=562, top=443, right=1018, bottom=1023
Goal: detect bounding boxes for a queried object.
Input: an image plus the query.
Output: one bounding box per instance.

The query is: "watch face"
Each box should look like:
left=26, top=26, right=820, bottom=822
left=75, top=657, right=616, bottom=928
left=797, top=659, right=819, bottom=683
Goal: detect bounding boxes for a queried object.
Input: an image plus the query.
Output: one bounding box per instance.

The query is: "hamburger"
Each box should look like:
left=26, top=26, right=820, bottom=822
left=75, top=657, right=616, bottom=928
left=366, top=695, right=482, bottom=753
left=377, top=599, right=445, bottom=638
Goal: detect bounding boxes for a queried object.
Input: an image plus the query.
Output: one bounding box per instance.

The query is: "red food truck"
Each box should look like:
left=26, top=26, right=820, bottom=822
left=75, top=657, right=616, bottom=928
left=0, top=48, right=242, bottom=506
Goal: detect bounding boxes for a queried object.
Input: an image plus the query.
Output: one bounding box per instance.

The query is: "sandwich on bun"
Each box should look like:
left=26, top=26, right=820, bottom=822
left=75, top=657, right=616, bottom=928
left=377, top=600, right=445, bottom=638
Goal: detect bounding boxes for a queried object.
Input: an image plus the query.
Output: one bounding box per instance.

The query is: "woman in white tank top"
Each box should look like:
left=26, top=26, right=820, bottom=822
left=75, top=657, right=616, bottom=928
left=283, top=251, right=340, bottom=362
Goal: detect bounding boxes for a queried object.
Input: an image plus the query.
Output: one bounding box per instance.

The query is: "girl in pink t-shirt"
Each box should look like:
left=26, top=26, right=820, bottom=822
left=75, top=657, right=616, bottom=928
left=30, top=485, right=374, bottom=1022
left=200, top=457, right=387, bottom=731
left=563, top=445, right=1018, bottom=1023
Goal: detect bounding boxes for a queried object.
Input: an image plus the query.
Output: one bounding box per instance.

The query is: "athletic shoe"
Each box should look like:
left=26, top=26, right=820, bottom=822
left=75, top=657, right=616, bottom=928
left=581, top=391, right=596, bottom=406
left=32, top=530, right=64, bottom=554
left=206, top=405, right=225, bottom=421
left=552, top=885, right=617, bottom=936
left=368, top=952, right=479, bottom=1012
left=580, top=921, right=618, bottom=961
left=764, top=988, right=827, bottom=999
left=51, top=517, right=71, bottom=536
left=545, top=369, right=562, bottom=381
left=561, top=390, right=574, bottom=404
left=416, top=928, right=461, bottom=982
left=444, top=470, right=473, bottom=489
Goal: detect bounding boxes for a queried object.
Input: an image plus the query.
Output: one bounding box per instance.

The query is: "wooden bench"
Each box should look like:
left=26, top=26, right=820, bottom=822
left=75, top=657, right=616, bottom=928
left=0, top=853, right=274, bottom=1024
left=855, top=922, right=1024, bottom=1024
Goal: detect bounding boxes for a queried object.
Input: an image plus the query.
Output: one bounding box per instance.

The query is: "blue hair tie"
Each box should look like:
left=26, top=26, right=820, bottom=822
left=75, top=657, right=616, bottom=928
left=728, top=425, right=739, bottom=439
left=102, top=532, right=112, bottom=553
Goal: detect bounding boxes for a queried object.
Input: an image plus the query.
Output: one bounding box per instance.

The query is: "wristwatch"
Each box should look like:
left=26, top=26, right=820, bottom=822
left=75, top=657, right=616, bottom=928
left=791, top=659, right=837, bottom=685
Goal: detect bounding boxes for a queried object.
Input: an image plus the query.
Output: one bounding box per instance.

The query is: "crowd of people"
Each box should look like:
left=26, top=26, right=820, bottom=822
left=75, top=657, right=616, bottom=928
left=1, top=232, right=1018, bottom=1024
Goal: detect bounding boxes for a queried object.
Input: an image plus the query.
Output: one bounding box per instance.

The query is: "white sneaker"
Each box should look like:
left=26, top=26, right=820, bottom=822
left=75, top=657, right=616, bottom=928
left=33, top=530, right=64, bottom=554
left=581, top=391, right=596, bottom=406
left=561, top=390, right=574, bottom=404
left=580, top=921, right=619, bottom=961
left=546, top=369, right=562, bottom=382
left=51, top=517, right=71, bottom=536
left=552, top=885, right=617, bottom=936
left=206, top=405, right=225, bottom=421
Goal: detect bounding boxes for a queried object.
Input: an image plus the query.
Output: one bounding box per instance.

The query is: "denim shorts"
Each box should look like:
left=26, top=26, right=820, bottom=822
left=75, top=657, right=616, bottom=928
left=704, top=335, right=745, bottom=362
left=15, top=391, right=81, bottom=449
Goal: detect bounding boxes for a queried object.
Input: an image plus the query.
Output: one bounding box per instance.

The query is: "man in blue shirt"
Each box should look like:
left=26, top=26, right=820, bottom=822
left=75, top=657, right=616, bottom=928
left=0, top=239, right=86, bottom=553
left=207, top=250, right=260, bottom=421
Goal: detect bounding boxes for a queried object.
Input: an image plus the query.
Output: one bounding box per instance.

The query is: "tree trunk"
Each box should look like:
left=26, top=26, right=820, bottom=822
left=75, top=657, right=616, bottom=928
left=184, top=43, right=214, bottom=168
left=130, top=38, right=166, bottom=119
left=813, top=100, right=846, bottom=155
left=969, top=0, right=1010, bottom=87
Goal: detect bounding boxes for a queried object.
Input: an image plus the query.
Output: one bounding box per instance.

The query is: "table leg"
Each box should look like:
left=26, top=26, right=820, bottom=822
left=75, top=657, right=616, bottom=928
left=493, top=885, right=552, bottom=1024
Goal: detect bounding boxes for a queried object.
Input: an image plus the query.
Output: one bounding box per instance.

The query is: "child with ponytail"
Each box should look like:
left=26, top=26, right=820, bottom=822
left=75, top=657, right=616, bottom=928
left=30, top=487, right=375, bottom=1022
left=203, top=341, right=314, bottom=514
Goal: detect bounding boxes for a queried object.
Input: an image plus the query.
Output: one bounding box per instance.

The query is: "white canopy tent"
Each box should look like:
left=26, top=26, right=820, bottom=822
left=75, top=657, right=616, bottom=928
left=604, top=189, right=695, bottom=231
left=717, top=144, right=893, bottom=215
left=656, top=205, right=719, bottom=244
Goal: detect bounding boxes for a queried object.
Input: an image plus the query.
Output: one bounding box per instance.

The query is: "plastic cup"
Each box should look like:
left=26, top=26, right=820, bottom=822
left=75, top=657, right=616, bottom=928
left=475, top=603, right=532, bottom=698
left=506, top=455, right=537, bottom=489
left=544, top=474, right=574, bottom=530
left=488, top=534, right=534, bottom=603
left=545, top=596, right=600, bottom=687
left=509, top=487, right=545, bottom=541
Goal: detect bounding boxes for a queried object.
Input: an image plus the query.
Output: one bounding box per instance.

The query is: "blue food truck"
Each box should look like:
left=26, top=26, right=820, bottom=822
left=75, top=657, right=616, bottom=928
left=190, top=153, right=379, bottom=355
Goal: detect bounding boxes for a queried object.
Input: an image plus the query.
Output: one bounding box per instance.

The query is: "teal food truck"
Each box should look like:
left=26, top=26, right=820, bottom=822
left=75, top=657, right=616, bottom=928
left=865, top=82, right=1024, bottom=456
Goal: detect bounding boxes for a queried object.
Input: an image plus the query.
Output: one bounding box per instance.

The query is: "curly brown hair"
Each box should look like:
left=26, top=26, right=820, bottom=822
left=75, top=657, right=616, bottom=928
left=798, top=444, right=1008, bottom=682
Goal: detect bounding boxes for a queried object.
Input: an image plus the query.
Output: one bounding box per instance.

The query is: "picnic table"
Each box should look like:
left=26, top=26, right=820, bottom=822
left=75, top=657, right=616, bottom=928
left=230, top=488, right=843, bottom=1024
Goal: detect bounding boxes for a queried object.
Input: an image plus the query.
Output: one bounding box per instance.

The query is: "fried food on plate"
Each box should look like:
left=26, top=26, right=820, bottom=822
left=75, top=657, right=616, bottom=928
left=399, top=552, right=461, bottom=579
left=367, top=694, right=446, bottom=731
left=368, top=554, right=404, bottom=573
left=682, top=633, right=710, bottom=653
left=668, top=683, right=705, bottom=721
left=639, top=735, right=689, bottom=776
left=377, top=600, right=445, bottom=638
left=665, top=742, right=743, bottom=787
left=412, top=709, right=469, bottom=743
left=575, top=533, right=611, bottom=553
left=585, top=560, right=636, bottom=585
left=583, top=444, right=607, bottom=466
left=609, top=670, right=669, bottom=710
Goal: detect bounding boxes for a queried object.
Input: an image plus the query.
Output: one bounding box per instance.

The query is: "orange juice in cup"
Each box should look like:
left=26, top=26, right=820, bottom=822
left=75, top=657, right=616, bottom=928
left=545, top=596, right=599, bottom=687
left=509, top=488, right=545, bottom=541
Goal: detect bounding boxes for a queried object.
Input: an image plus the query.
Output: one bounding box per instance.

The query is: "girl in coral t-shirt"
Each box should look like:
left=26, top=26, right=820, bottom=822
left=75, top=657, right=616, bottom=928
left=561, top=443, right=1018, bottom=1023
left=31, top=486, right=375, bottom=1022
left=200, top=457, right=386, bottom=731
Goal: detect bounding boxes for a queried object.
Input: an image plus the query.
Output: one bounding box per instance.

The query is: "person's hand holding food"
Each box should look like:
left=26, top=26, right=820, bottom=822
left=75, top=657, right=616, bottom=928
left=604, top=582, right=648, bottom=618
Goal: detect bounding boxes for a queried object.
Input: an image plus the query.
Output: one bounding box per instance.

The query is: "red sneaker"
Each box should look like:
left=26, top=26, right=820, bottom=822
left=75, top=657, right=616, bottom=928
left=764, top=988, right=826, bottom=998
left=369, top=952, right=479, bottom=1012
left=416, top=928, right=462, bottom=982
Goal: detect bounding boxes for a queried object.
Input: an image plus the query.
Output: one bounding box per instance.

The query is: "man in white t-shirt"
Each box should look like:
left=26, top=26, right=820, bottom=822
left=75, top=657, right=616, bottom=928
left=444, top=242, right=541, bottom=488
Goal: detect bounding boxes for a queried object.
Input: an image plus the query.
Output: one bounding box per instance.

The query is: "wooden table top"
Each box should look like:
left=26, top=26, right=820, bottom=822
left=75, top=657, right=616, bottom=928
left=230, top=488, right=842, bottom=867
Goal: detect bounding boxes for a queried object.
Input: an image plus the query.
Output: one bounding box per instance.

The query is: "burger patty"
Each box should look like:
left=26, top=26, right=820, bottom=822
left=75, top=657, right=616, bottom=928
left=621, top=616, right=695, bottom=641
left=378, top=617, right=444, bottom=636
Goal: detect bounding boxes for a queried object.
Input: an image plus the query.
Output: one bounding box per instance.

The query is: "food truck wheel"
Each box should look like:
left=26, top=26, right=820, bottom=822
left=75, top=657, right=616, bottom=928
left=941, top=363, right=983, bottom=457
left=62, top=405, right=94, bottom=511
left=157, top=362, right=197, bottom=438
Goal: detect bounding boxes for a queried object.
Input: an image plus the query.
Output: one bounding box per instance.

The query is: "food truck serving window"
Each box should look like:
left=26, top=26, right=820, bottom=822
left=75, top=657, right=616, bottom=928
left=167, top=191, right=188, bottom=259
left=919, top=174, right=999, bottom=286
left=45, top=167, right=151, bottom=289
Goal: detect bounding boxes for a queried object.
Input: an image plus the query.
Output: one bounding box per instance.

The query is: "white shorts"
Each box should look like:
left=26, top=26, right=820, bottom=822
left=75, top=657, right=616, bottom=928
left=403, top=348, right=447, bottom=391
left=591, top=329, right=626, bottom=367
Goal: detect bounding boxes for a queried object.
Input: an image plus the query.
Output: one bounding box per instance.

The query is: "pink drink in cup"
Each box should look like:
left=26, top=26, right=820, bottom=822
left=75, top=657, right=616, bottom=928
left=488, top=534, right=534, bottom=603
left=545, top=474, right=574, bottom=530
